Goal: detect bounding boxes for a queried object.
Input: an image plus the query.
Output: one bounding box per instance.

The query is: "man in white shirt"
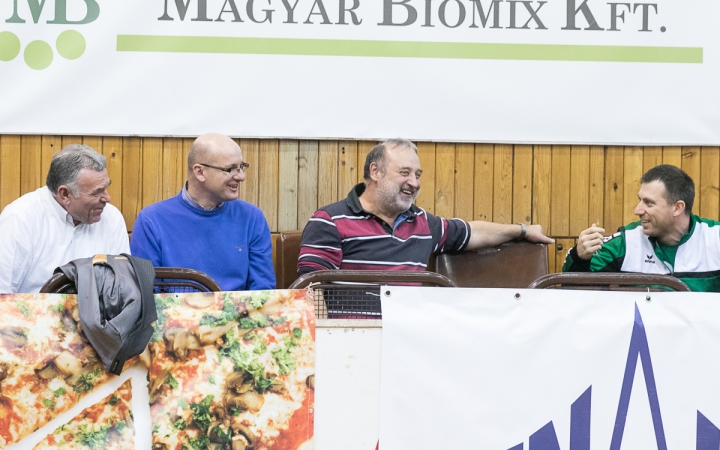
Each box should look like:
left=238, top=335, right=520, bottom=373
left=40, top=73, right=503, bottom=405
left=0, top=144, right=129, bottom=293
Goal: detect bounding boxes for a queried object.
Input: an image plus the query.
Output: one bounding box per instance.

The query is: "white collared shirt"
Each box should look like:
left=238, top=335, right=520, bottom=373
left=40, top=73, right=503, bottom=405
left=0, top=186, right=130, bottom=293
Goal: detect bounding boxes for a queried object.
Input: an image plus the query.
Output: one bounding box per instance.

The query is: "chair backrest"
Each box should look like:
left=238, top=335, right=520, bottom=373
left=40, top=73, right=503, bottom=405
left=435, top=241, right=549, bottom=288
left=528, top=272, right=691, bottom=291
left=275, top=230, right=303, bottom=289
left=289, top=270, right=456, bottom=320
left=40, top=267, right=222, bottom=294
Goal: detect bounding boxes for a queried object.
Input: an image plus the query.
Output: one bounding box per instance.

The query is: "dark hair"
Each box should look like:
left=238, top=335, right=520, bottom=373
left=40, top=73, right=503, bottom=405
left=640, top=164, right=695, bottom=215
left=46, top=144, right=106, bottom=196
left=363, top=138, right=418, bottom=180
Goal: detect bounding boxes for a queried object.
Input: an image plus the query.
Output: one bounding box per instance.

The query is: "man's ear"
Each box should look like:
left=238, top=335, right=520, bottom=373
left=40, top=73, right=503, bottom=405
left=56, top=186, right=72, bottom=205
left=369, top=162, right=381, bottom=181
left=673, top=200, right=686, bottom=217
left=192, top=164, right=206, bottom=182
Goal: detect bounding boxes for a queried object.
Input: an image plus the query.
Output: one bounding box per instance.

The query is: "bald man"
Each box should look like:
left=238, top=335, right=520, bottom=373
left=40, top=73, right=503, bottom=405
left=131, top=133, right=275, bottom=291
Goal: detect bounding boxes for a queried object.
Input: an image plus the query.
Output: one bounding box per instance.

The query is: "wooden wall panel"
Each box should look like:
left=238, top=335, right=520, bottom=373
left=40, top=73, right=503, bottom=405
left=512, top=145, right=532, bottom=225
left=298, top=141, right=319, bottom=230
left=493, top=144, right=513, bottom=225
left=3, top=135, right=720, bottom=275
left=455, top=143, right=475, bottom=221
left=474, top=144, right=494, bottom=221
left=434, top=143, right=455, bottom=219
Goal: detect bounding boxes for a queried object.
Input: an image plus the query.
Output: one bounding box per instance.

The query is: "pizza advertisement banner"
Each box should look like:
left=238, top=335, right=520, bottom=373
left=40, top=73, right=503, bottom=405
left=379, top=287, right=720, bottom=449
left=0, top=0, right=719, bottom=144
left=0, top=289, right=315, bottom=450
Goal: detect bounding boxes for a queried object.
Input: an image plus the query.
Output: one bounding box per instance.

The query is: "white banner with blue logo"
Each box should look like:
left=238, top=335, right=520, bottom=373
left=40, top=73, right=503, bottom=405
left=379, top=287, right=720, bottom=449
left=1, top=0, right=720, bottom=144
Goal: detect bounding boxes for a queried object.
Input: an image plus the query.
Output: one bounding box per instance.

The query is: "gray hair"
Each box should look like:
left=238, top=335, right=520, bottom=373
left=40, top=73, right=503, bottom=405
left=363, top=138, right=418, bottom=180
left=46, top=144, right=106, bottom=196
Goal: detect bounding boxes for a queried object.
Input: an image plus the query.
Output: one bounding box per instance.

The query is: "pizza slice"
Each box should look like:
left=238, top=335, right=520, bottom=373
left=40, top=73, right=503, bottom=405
left=148, top=289, right=315, bottom=450
left=32, top=378, right=134, bottom=450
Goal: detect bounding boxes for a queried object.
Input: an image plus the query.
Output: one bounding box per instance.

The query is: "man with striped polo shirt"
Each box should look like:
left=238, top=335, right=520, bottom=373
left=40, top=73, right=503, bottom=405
left=297, top=138, right=553, bottom=276
left=563, top=164, right=720, bottom=292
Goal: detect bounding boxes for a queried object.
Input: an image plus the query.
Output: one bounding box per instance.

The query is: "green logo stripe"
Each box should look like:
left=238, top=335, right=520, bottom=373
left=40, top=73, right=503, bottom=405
left=116, top=35, right=702, bottom=64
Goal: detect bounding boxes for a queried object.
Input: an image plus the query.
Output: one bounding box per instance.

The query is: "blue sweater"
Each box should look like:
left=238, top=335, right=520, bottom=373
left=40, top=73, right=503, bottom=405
left=130, top=193, right=275, bottom=291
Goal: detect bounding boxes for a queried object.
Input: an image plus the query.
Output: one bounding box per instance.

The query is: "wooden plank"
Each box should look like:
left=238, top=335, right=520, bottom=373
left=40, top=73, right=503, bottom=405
left=569, top=145, right=589, bottom=236
left=238, top=139, right=259, bottom=205
left=415, top=142, right=436, bottom=214
left=121, top=137, right=142, bottom=231
left=493, top=144, right=513, bottom=225
left=643, top=146, right=662, bottom=172
left=40, top=135, right=58, bottom=178
left=662, top=146, right=682, bottom=167
left=554, top=239, right=575, bottom=273
left=681, top=146, right=701, bottom=189
left=512, top=144, right=532, bottom=224
left=588, top=146, right=605, bottom=227
left=298, top=141, right=319, bottom=230
left=532, top=145, right=551, bottom=232
left=60, top=135, right=80, bottom=150
left=357, top=141, right=376, bottom=185
left=623, top=146, right=643, bottom=225
left=474, top=144, right=494, bottom=222
left=434, top=143, right=455, bottom=219
left=102, top=137, right=123, bottom=212
left=161, top=138, right=183, bottom=200
left=454, top=143, right=475, bottom=221
left=700, top=147, right=720, bottom=219
left=604, top=146, right=624, bottom=234
left=0, top=135, right=21, bottom=211
left=83, top=136, right=103, bottom=154
left=550, top=145, right=571, bottom=236
left=547, top=241, right=556, bottom=274
left=317, top=141, right=339, bottom=207
left=258, top=140, right=279, bottom=232
left=20, top=135, right=42, bottom=195
left=141, top=138, right=163, bottom=209
left=338, top=141, right=358, bottom=201
left=278, top=140, right=299, bottom=232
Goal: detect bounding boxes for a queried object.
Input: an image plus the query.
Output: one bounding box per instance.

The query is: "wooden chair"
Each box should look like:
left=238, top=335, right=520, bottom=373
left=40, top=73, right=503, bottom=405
left=40, top=267, right=222, bottom=294
left=528, top=272, right=691, bottom=292
left=435, top=241, right=549, bottom=288
left=289, top=270, right=457, bottom=319
left=274, top=230, right=303, bottom=289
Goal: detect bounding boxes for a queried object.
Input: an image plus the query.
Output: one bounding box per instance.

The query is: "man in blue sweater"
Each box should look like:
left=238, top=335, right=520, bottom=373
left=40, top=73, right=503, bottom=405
left=131, top=133, right=275, bottom=291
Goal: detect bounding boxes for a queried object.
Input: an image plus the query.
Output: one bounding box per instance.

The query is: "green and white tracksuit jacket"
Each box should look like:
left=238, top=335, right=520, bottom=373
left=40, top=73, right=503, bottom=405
left=562, top=215, right=720, bottom=292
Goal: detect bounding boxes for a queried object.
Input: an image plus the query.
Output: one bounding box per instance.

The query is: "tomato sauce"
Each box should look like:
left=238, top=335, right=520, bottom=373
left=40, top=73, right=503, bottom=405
left=268, top=389, right=315, bottom=450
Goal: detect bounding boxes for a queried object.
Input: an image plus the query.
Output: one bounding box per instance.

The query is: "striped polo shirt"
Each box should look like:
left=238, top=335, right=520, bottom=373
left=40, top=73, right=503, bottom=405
left=297, top=183, right=471, bottom=275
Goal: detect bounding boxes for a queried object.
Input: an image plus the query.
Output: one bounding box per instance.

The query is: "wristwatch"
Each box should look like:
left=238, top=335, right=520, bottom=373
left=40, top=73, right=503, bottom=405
left=517, top=223, right=527, bottom=241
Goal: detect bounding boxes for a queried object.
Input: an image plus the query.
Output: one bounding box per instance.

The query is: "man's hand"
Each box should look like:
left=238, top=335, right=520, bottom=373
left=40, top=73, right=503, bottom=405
left=525, top=224, right=554, bottom=244
left=576, top=223, right=606, bottom=260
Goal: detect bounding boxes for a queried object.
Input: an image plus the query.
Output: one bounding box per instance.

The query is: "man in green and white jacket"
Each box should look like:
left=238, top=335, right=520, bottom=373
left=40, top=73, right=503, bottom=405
left=563, top=164, right=720, bottom=292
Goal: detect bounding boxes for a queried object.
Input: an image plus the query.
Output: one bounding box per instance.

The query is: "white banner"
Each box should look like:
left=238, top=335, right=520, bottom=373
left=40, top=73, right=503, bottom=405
left=0, top=0, right=719, bottom=144
left=380, top=287, right=720, bottom=449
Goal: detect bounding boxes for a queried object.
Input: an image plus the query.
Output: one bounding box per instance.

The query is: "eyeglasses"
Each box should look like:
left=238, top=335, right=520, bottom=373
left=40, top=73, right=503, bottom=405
left=199, top=162, right=249, bottom=175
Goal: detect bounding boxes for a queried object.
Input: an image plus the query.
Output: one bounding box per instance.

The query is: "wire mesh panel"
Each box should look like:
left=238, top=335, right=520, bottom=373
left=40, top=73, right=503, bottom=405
left=311, top=283, right=383, bottom=319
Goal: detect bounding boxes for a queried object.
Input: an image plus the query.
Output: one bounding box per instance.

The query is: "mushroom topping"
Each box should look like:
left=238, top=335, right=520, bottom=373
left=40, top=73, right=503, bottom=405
left=208, top=422, right=233, bottom=445
left=0, top=361, right=13, bottom=382
left=225, top=371, right=253, bottom=395
left=164, top=328, right=200, bottom=359
left=183, top=292, right=216, bottom=309
left=258, top=296, right=283, bottom=315
left=36, top=363, right=60, bottom=380
left=306, top=374, right=315, bottom=390
left=139, top=345, right=151, bottom=368
left=196, top=322, right=235, bottom=346
left=0, top=326, right=28, bottom=349
left=54, top=351, right=83, bottom=377
left=149, top=370, right=169, bottom=404
left=224, top=391, right=264, bottom=414
left=231, top=434, right=251, bottom=450
left=231, top=423, right=255, bottom=446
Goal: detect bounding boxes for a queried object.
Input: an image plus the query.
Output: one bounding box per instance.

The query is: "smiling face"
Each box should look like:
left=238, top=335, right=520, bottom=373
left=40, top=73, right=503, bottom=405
left=62, top=168, right=111, bottom=225
left=634, top=180, right=681, bottom=240
left=195, top=136, right=246, bottom=207
left=373, top=144, right=422, bottom=216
